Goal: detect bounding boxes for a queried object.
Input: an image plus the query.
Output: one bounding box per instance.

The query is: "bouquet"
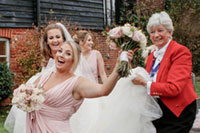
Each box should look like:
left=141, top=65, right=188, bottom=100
left=103, top=23, right=147, bottom=77
left=12, top=83, right=45, bottom=112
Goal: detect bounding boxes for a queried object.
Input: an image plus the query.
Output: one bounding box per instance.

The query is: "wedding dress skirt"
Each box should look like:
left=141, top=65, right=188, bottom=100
left=5, top=64, right=162, bottom=133
left=70, top=67, right=162, bottom=133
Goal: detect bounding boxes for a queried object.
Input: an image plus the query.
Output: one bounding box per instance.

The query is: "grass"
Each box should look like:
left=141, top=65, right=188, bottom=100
left=0, top=82, right=199, bottom=132
left=0, top=106, right=9, bottom=133
left=195, top=81, right=200, bottom=97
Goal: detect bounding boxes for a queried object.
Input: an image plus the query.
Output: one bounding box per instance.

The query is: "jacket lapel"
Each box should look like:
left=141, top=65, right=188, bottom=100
left=156, top=41, right=174, bottom=81
left=146, top=54, right=154, bottom=73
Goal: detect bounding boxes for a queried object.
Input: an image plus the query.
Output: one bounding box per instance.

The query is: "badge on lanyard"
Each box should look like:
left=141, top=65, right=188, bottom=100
left=150, top=60, right=160, bottom=78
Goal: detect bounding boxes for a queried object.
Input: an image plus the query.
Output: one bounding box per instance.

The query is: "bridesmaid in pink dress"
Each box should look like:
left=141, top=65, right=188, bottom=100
left=26, top=41, right=133, bottom=133
left=73, top=30, right=107, bottom=83
left=4, top=23, right=70, bottom=133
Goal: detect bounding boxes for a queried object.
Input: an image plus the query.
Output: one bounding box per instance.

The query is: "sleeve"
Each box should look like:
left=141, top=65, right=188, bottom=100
left=150, top=46, right=193, bottom=97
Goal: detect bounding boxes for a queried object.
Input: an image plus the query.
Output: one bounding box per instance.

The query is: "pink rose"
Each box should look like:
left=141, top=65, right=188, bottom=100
left=108, top=27, right=123, bottom=38
left=132, top=30, right=142, bottom=42
left=109, top=41, right=117, bottom=50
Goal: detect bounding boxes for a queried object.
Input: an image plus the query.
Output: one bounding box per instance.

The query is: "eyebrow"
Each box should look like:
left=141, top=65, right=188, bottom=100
left=65, top=49, right=72, bottom=53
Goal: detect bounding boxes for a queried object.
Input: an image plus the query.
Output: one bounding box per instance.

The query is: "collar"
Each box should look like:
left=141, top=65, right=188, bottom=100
left=153, top=39, right=171, bottom=58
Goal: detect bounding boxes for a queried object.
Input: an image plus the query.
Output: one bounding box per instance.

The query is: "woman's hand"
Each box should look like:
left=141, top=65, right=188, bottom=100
left=132, top=73, right=147, bottom=87
left=118, top=48, right=137, bottom=63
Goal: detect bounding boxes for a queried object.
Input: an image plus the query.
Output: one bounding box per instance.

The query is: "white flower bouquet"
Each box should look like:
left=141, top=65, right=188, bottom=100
left=12, top=84, right=45, bottom=112
left=103, top=23, right=147, bottom=77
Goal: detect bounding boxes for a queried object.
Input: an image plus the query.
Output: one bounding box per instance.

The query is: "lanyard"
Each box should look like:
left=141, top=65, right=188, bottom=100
left=150, top=59, right=160, bottom=78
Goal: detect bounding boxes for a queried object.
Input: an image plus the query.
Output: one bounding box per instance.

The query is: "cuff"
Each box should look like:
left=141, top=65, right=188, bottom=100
left=147, top=81, right=152, bottom=95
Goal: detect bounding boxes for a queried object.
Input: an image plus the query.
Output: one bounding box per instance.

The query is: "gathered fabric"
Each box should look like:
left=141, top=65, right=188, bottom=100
left=26, top=71, right=83, bottom=133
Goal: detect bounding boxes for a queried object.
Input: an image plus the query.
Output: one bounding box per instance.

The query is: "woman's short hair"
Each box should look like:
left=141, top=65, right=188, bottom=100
left=147, top=11, right=174, bottom=33
left=63, top=41, right=81, bottom=73
left=40, top=24, right=66, bottom=62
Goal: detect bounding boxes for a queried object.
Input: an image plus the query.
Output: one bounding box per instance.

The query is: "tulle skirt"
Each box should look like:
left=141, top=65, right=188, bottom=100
left=4, top=67, right=162, bottom=133
left=4, top=105, right=26, bottom=133
left=70, top=67, right=162, bottom=133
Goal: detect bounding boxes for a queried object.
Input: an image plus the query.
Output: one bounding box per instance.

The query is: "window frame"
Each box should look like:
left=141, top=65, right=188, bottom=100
left=0, top=38, right=10, bottom=66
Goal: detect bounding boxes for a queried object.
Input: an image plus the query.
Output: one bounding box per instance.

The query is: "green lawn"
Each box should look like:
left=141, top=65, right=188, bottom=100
left=195, top=81, right=200, bottom=97
left=0, top=106, right=9, bottom=133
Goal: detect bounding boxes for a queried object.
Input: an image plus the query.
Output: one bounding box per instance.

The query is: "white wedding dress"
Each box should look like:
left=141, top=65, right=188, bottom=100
left=71, top=67, right=162, bottom=133
left=4, top=58, right=162, bottom=133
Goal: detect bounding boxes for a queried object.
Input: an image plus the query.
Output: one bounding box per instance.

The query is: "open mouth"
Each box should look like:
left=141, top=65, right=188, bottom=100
left=52, top=43, right=59, bottom=46
left=57, top=58, right=65, bottom=64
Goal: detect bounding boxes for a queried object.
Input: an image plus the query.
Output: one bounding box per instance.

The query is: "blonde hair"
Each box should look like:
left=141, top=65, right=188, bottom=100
left=147, top=11, right=174, bottom=34
left=40, top=24, right=66, bottom=62
left=62, top=41, right=81, bottom=73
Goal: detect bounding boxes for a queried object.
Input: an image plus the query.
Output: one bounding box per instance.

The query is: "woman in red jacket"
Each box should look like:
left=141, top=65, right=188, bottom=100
left=132, top=11, right=198, bottom=133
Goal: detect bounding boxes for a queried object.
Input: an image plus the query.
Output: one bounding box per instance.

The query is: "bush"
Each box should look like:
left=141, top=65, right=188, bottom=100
left=0, top=62, right=15, bottom=102
left=14, top=26, right=42, bottom=85
left=165, top=0, right=200, bottom=76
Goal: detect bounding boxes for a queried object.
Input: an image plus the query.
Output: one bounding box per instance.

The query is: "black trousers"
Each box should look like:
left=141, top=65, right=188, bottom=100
left=153, top=99, right=197, bottom=133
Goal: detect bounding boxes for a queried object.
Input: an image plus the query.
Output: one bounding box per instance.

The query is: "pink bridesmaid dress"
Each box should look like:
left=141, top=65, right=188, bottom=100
left=26, top=71, right=83, bottom=133
left=86, top=50, right=98, bottom=83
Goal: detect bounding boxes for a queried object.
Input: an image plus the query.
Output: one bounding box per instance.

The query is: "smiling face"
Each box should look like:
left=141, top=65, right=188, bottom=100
left=81, top=34, right=94, bottom=51
left=47, top=28, right=64, bottom=58
left=149, top=25, right=172, bottom=49
left=55, top=42, right=74, bottom=73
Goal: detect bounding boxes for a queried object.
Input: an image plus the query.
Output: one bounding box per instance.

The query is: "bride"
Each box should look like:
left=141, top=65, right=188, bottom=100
left=4, top=22, right=162, bottom=133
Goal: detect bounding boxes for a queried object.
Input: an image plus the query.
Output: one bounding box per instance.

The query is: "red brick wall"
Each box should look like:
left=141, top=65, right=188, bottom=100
left=93, top=31, right=118, bottom=75
left=0, top=28, right=118, bottom=85
left=0, top=28, right=31, bottom=86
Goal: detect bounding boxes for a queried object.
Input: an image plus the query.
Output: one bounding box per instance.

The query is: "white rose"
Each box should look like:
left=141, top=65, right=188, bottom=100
left=18, top=84, right=27, bottom=92
left=121, top=24, right=133, bottom=38
left=37, top=95, right=45, bottom=104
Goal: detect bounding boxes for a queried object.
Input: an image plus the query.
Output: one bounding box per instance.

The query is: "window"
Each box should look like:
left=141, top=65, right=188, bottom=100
left=0, top=38, right=10, bottom=66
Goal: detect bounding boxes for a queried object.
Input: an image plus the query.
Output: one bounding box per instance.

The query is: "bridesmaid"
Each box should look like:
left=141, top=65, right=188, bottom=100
left=4, top=23, right=69, bottom=133
left=73, top=30, right=107, bottom=83
left=26, top=41, right=133, bottom=132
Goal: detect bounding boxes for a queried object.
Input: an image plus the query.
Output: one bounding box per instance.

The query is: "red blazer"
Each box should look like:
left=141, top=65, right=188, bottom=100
left=146, top=40, right=198, bottom=117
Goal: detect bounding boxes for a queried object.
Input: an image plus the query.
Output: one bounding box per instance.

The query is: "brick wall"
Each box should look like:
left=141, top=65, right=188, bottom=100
left=0, top=28, right=31, bottom=86
left=0, top=28, right=118, bottom=86
left=93, top=31, right=118, bottom=75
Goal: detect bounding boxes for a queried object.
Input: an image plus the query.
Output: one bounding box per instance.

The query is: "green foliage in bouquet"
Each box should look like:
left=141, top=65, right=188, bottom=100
left=0, top=62, right=15, bottom=102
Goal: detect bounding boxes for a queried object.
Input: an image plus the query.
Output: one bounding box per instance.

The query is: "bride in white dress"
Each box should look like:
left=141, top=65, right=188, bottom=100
left=4, top=22, right=162, bottom=133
